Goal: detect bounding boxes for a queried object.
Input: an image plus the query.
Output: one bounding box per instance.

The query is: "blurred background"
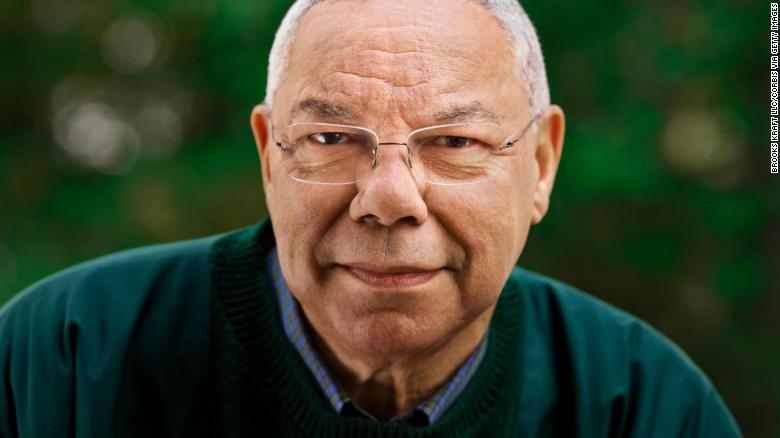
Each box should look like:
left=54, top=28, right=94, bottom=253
left=0, top=0, right=776, bottom=435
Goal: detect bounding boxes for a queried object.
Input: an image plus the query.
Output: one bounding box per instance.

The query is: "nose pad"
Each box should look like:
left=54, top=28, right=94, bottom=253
left=371, top=143, right=413, bottom=169
left=356, top=143, right=425, bottom=183
left=354, top=143, right=425, bottom=186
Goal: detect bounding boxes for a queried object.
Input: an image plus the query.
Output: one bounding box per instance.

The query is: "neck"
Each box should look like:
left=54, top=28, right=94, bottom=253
left=299, top=304, right=496, bottom=420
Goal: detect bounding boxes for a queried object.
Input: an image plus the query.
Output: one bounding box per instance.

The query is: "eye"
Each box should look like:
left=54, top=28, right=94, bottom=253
left=310, top=132, right=350, bottom=145
left=442, top=136, right=474, bottom=148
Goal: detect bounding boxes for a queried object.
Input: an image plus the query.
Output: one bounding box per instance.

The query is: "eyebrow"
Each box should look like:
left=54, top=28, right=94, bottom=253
left=289, top=98, right=498, bottom=125
left=431, top=102, right=498, bottom=124
left=291, top=98, right=355, bottom=121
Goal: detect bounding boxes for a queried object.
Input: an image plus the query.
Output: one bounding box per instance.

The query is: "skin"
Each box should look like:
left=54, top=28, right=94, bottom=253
left=250, top=0, right=565, bottom=421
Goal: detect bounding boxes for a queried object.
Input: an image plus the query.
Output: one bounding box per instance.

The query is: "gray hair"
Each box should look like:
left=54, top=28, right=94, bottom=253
left=264, top=0, right=550, bottom=116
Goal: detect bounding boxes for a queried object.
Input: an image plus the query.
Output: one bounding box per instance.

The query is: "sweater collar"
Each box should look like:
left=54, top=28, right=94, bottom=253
left=210, top=219, right=526, bottom=436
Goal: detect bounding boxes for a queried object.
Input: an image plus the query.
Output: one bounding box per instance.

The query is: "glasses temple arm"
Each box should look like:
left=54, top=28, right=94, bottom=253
left=499, top=113, right=541, bottom=150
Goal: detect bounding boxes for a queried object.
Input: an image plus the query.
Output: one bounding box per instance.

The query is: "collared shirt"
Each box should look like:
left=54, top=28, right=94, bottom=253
left=267, top=247, right=487, bottom=427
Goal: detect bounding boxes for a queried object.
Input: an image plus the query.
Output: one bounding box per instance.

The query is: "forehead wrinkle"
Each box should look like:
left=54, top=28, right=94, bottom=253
left=293, top=8, right=488, bottom=85
left=331, top=47, right=436, bottom=89
left=332, top=70, right=429, bottom=89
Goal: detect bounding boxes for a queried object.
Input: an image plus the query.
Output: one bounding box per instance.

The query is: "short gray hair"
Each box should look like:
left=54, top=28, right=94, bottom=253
left=264, top=0, right=550, bottom=116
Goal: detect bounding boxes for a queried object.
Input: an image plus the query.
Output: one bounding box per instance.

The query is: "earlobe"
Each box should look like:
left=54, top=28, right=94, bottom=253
left=250, top=104, right=274, bottom=185
left=531, top=181, right=549, bottom=224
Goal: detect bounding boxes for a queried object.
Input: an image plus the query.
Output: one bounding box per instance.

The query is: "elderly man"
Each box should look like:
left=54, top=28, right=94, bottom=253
left=0, top=0, right=740, bottom=436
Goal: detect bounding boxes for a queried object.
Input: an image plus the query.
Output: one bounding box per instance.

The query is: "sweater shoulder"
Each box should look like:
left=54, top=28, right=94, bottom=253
left=507, top=267, right=740, bottom=436
left=509, top=267, right=651, bottom=336
left=1, top=233, right=218, bottom=323
left=0, top=233, right=221, bottom=437
left=508, top=266, right=705, bottom=381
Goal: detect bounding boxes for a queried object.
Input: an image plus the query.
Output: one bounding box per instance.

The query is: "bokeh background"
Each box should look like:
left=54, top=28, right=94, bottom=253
left=0, top=0, right=777, bottom=435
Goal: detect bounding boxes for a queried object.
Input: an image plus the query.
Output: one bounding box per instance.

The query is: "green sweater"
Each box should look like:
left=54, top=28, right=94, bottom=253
left=0, top=220, right=740, bottom=437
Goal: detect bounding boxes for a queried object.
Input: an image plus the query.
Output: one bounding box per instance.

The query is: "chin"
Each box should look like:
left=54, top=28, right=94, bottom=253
left=335, top=310, right=447, bottom=356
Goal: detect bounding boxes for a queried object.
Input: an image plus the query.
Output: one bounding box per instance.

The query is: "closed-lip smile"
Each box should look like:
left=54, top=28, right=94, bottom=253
left=341, top=263, right=442, bottom=288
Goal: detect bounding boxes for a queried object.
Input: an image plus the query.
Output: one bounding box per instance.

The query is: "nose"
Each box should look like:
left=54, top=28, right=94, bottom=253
left=349, top=145, right=428, bottom=227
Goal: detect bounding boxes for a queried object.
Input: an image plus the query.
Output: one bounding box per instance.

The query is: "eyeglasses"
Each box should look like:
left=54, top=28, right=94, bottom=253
left=272, top=114, right=540, bottom=186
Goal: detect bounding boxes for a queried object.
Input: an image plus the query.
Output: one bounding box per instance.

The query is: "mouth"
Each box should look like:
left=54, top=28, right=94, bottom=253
left=340, top=263, right=443, bottom=288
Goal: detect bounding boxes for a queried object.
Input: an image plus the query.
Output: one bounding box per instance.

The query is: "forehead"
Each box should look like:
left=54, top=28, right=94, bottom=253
left=275, top=0, right=526, bottom=127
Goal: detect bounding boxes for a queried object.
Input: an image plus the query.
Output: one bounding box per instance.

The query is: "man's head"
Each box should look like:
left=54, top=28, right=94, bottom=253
left=250, top=0, right=565, bottom=358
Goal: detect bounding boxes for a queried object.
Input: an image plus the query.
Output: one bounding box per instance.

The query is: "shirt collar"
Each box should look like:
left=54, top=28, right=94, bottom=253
left=267, top=246, right=487, bottom=426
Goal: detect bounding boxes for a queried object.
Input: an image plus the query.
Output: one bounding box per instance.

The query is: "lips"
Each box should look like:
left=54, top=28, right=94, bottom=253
left=342, top=263, right=442, bottom=288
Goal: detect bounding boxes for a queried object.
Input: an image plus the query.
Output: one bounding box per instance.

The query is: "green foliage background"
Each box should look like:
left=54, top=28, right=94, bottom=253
left=0, top=0, right=777, bottom=435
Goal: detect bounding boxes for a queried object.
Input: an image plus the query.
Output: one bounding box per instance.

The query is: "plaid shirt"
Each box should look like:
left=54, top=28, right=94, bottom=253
left=268, top=247, right=487, bottom=427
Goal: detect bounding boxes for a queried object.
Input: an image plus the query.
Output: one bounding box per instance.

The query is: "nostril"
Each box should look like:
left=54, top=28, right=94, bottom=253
left=398, top=216, right=418, bottom=225
left=360, top=214, right=381, bottom=225
left=359, top=214, right=418, bottom=227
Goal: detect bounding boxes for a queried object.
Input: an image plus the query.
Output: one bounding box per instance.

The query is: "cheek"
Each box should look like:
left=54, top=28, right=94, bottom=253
left=267, top=177, right=355, bottom=286
left=427, top=167, right=534, bottom=299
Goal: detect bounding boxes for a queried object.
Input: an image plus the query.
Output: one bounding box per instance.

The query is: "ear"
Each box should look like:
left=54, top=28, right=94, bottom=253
left=530, top=105, right=565, bottom=224
left=250, top=104, right=274, bottom=187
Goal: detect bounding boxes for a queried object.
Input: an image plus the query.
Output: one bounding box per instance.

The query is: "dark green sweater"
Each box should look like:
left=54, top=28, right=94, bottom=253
left=0, top=221, right=740, bottom=437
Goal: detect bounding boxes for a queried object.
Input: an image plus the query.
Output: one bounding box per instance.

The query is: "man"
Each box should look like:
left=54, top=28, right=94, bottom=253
left=0, top=0, right=741, bottom=436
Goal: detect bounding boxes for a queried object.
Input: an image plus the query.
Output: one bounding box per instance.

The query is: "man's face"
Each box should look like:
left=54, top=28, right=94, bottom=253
left=254, top=0, right=562, bottom=356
